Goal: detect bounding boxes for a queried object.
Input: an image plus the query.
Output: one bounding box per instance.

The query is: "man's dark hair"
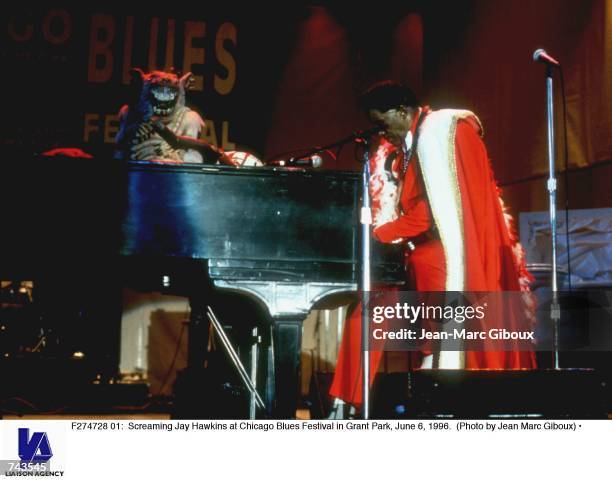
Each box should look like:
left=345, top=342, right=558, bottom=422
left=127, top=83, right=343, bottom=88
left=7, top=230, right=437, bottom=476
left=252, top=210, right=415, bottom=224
left=360, top=80, right=418, bottom=113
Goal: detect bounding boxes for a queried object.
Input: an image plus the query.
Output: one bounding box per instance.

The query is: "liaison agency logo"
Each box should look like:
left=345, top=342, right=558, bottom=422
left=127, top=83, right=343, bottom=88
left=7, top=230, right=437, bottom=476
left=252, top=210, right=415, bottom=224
left=1, top=423, right=66, bottom=477
left=19, top=428, right=53, bottom=463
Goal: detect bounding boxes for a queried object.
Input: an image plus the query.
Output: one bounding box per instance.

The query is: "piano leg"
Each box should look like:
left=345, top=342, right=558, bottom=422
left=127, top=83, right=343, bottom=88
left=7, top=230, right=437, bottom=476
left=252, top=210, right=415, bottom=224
left=188, top=295, right=210, bottom=368
left=271, top=316, right=304, bottom=418
left=264, top=334, right=276, bottom=415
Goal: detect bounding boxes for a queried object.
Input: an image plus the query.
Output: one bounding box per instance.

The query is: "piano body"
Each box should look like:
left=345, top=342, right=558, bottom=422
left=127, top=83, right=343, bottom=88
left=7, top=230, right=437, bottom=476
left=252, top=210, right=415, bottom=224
left=1, top=156, right=404, bottom=418
left=121, top=161, right=405, bottom=417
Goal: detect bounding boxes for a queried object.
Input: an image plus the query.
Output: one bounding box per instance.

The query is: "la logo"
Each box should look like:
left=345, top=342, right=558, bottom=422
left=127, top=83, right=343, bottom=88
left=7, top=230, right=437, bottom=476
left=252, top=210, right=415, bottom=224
left=18, top=428, right=53, bottom=463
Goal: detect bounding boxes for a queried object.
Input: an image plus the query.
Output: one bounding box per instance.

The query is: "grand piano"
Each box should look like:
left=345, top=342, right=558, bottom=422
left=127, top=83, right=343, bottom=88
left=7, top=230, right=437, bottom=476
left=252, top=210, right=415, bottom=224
left=121, top=161, right=405, bottom=417
left=1, top=155, right=405, bottom=418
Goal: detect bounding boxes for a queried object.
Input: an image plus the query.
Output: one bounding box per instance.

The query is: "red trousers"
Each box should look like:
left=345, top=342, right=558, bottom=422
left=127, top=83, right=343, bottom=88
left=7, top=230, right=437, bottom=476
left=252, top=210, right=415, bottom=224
left=329, top=239, right=445, bottom=405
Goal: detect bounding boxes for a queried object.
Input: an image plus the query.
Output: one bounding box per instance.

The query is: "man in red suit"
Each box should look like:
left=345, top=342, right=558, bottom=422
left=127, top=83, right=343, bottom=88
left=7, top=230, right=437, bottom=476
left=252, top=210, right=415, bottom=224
left=330, top=81, right=536, bottom=406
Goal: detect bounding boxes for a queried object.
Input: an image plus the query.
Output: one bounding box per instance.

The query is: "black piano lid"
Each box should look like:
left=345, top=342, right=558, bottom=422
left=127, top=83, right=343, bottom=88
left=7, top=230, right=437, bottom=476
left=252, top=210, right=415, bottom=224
left=122, top=161, right=361, bottom=262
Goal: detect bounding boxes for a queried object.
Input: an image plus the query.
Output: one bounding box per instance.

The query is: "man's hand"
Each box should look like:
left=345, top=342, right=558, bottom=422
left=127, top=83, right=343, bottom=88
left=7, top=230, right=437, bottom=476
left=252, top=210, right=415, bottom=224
left=131, top=136, right=164, bottom=160
left=131, top=136, right=183, bottom=161
left=134, top=122, right=155, bottom=140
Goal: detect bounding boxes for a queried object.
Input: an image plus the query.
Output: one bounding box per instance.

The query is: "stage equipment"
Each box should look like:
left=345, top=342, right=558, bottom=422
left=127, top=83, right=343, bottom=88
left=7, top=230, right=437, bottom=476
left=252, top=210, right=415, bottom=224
left=206, top=306, right=265, bottom=412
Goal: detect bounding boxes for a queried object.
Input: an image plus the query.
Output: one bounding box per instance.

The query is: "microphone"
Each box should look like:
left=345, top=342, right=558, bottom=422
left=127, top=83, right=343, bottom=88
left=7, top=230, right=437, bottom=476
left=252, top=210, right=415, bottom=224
left=269, top=154, right=323, bottom=168
left=533, top=48, right=560, bottom=67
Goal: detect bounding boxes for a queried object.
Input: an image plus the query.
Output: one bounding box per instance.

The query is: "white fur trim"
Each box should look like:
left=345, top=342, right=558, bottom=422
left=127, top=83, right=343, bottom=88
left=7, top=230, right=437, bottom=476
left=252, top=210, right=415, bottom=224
left=417, top=109, right=480, bottom=369
left=370, top=141, right=401, bottom=229
left=417, top=110, right=478, bottom=292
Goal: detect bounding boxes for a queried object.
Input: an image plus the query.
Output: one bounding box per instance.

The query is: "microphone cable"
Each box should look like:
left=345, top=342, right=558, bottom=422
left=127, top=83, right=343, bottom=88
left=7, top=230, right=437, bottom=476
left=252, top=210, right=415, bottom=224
left=559, top=67, right=572, bottom=291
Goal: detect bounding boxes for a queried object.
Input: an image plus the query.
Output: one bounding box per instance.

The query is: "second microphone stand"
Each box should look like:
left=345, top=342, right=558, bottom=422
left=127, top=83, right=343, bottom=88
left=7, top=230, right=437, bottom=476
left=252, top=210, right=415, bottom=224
left=544, top=65, right=561, bottom=370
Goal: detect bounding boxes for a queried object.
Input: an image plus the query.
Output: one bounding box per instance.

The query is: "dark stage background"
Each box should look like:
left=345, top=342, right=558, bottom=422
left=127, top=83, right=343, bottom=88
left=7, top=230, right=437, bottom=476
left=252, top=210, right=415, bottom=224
left=2, top=1, right=611, bottom=217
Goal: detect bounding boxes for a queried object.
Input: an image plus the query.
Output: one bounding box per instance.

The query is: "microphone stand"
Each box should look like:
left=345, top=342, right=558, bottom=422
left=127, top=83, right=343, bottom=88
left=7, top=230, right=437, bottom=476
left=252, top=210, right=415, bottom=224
left=360, top=140, right=372, bottom=420
left=282, top=127, right=378, bottom=418
left=544, top=65, right=561, bottom=370
left=290, top=127, right=381, bottom=162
